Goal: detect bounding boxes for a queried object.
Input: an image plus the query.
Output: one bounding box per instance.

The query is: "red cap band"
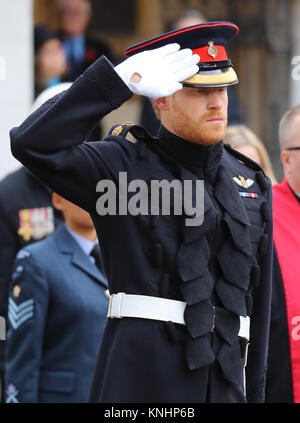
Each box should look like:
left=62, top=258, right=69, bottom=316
left=192, top=45, right=227, bottom=62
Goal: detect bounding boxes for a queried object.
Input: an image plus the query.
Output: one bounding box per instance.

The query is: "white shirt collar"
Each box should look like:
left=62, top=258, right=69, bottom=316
left=65, top=224, right=97, bottom=257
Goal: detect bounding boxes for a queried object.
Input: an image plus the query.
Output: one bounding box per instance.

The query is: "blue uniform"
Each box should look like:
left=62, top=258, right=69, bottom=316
left=5, top=224, right=108, bottom=403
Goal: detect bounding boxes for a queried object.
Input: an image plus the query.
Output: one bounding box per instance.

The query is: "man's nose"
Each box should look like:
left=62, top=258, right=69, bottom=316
left=207, top=90, right=223, bottom=109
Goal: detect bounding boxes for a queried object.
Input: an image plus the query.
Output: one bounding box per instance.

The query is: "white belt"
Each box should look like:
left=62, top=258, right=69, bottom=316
left=107, top=293, right=250, bottom=341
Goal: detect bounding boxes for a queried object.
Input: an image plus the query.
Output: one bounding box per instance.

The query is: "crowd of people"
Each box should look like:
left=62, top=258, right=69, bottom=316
left=0, top=0, right=299, bottom=404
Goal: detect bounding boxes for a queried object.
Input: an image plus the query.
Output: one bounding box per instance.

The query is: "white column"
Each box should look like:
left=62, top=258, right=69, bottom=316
left=0, top=0, right=33, bottom=179
left=290, top=0, right=300, bottom=107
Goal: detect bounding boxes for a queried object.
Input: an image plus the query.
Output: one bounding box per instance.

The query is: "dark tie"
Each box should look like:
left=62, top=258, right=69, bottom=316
left=90, top=244, right=105, bottom=275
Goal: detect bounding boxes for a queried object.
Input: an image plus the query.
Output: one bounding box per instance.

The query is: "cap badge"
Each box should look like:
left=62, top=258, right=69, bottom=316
left=233, top=175, right=255, bottom=189
left=208, top=41, right=218, bottom=59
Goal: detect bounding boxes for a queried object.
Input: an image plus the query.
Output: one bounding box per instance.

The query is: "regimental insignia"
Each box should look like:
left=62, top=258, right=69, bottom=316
left=233, top=175, right=255, bottom=189
left=112, top=122, right=134, bottom=137
left=208, top=40, right=218, bottom=59
left=18, top=207, right=55, bottom=242
left=13, top=285, right=21, bottom=298
left=112, top=125, right=123, bottom=136
left=6, top=384, right=20, bottom=404
left=8, top=297, right=34, bottom=330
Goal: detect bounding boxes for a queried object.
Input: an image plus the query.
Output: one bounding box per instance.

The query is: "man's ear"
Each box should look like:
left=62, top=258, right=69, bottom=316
left=280, top=150, right=292, bottom=175
left=52, top=192, right=63, bottom=211
left=280, top=150, right=290, bottom=166
left=153, top=97, right=169, bottom=111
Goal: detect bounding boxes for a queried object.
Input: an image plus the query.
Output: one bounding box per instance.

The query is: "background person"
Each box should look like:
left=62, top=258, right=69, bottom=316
left=224, top=124, right=277, bottom=184
left=57, top=0, right=112, bottom=139
left=266, top=105, right=300, bottom=403
left=0, top=84, right=71, bottom=403
left=34, top=25, right=67, bottom=98
left=5, top=193, right=108, bottom=403
left=57, top=0, right=112, bottom=82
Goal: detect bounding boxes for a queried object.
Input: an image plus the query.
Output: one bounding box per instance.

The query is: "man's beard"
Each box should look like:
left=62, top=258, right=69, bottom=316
left=170, top=98, right=228, bottom=146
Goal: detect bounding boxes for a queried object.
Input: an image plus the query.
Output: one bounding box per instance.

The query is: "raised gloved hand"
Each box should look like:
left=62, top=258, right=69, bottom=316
left=114, top=43, right=200, bottom=99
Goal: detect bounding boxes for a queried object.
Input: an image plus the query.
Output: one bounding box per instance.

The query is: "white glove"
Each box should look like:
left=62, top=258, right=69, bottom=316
left=115, top=43, right=200, bottom=99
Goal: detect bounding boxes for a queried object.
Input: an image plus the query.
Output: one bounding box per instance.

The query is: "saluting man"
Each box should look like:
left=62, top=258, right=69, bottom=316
left=10, top=22, right=273, bottom=403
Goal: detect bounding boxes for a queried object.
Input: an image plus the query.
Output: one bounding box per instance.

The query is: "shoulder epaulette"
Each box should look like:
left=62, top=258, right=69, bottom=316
left=225, top=144, right=271, bottom=190
left=108, top=122, right=152, bottom=142
left=224, top=143, right=266, bottom=174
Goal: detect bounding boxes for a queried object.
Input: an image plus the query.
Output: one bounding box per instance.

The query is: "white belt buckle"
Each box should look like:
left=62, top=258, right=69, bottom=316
left=107, top=292, right=125, bottom=319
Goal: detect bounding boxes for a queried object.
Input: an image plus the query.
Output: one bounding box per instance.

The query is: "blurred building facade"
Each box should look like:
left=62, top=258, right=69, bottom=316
left=2, top=0, right=300, bottom=179
left=0, top=0, right=33, bottom=180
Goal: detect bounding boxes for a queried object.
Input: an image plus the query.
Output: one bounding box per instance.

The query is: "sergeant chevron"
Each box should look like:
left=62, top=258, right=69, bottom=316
left=8, top=297, right=34, bottom=330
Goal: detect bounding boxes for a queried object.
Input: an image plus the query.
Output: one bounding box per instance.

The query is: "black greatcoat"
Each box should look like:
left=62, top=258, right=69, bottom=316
left=265, top=247, right=293, bottom=402
left=10, top=57, right=273, bottom=403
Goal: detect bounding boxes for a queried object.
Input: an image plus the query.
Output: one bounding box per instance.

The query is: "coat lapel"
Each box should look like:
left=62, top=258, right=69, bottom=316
left=214, top=165, right=251, bottom=226
left=55, top=224, right=108, bottom=288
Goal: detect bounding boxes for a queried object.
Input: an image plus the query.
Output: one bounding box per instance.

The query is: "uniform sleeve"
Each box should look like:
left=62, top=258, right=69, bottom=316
left=0, top=202, right=18, bottom=379
left=5, top=250, right=49, bottom=403
left=246, top=181, right=273, bottom=403
left=10, top=56, right=133, bottom=212
left=0, top=202, right=17, bottom=323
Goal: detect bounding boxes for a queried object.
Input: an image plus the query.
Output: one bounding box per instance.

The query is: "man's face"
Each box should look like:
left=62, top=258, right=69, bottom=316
left=59, top=0, right=90, bottom=37
left=37, top=39, right=67, bottom=79
left=52, top=193, right=95, bottom=232
left=281, top=116, right=300, bottom=192
left=163, top=86, right=228, bottom=146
